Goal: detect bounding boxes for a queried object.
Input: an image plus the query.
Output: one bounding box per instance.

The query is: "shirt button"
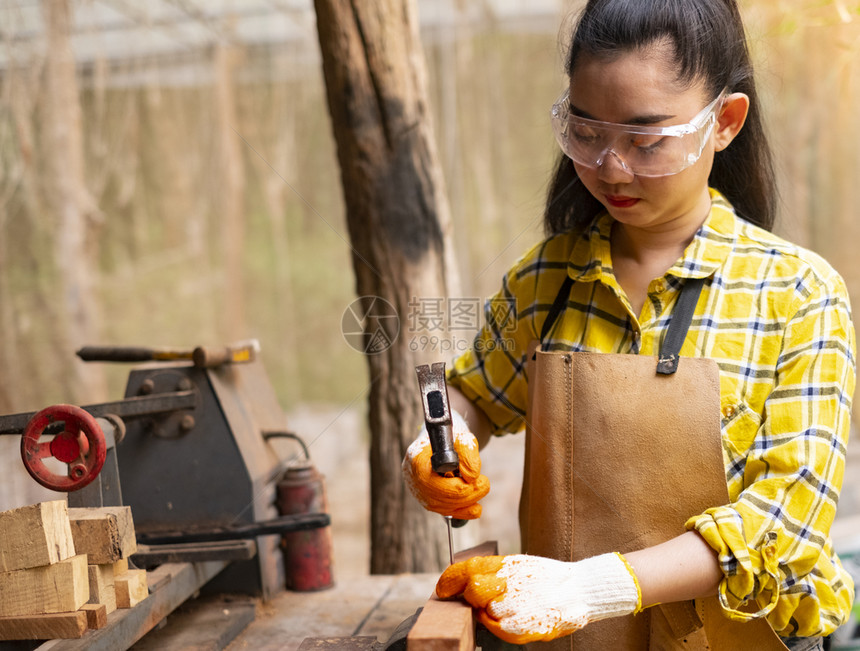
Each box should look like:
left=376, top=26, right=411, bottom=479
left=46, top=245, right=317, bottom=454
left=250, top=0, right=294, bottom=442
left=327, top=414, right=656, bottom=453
left=653, top=279, right=666, bottom=293
left=722, top=404, right=736, bottom=418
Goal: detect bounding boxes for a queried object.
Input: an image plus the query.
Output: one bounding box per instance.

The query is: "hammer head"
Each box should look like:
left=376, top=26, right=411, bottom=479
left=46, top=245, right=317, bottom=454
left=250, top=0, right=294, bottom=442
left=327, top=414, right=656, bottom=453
left=415, top=363, right=460, bottom=476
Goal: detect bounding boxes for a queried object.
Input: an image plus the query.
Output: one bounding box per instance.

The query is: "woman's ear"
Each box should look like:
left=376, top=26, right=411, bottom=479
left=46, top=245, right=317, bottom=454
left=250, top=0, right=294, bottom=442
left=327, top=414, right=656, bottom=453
left=714, top=92, right=750, bottom=151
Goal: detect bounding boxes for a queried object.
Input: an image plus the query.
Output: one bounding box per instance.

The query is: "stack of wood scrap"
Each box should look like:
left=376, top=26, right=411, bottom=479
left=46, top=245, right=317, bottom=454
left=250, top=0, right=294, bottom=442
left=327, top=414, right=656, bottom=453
left=68, top=505, right=145, bottom=613
left=0, top=501, right=145, bottom=641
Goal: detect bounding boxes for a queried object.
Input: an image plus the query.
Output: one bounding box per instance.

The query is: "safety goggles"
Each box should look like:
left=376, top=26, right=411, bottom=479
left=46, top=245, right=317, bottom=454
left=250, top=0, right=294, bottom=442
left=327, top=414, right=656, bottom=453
left=550, top=89, right=726, bottom=177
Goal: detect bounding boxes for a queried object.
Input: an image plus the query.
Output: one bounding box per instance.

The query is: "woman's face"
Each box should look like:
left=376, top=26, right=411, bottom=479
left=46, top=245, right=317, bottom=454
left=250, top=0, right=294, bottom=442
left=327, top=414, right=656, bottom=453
left=568, top=44, right=718, bottom=234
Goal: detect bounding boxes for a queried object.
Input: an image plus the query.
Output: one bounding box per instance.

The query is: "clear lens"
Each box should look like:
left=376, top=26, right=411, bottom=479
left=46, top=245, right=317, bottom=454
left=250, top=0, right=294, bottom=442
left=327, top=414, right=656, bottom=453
left=550, top=90, right=723, bottom=177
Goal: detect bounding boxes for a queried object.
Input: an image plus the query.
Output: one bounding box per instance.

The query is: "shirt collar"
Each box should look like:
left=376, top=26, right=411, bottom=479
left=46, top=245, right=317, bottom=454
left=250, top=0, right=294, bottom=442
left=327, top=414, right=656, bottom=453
left=568, top=188, right=738, bottom=283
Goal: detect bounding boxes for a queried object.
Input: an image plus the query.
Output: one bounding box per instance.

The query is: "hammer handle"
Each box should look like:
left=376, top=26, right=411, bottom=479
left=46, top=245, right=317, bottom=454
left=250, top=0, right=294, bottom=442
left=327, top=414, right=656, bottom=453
left=77, top=346, right=190, bottom=363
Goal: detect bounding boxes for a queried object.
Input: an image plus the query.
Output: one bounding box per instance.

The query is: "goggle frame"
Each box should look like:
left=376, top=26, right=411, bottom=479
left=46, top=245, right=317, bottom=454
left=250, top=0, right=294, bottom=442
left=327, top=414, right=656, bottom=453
left=550, top=89, right=727, bottom=177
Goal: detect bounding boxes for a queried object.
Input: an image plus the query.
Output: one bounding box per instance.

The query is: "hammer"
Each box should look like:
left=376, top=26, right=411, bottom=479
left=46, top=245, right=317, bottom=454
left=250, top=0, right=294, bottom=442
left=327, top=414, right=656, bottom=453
left=76, top=340, right=261, bottom=368
left=415, top=362, right=466, bottom=565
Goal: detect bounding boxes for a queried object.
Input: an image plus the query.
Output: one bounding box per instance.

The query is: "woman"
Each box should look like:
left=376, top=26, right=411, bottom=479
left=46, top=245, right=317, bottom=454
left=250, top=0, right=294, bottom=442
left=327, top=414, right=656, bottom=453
left=403, top=0, right=855, bottom=649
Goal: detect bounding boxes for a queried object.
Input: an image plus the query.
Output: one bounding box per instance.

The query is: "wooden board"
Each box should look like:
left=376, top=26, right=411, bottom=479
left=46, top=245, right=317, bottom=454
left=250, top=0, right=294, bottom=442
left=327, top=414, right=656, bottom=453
left=232, top=573, right=435, bottom=650
left=406, top=598, right=474, bottom=651
left=298, top=638, right=380, bottom=650
left=130, top=595, right=255, bottom=650
left=0, top=555, right=89, bottom=618
left=406, top=541, right=499, bottom=651
left=67, top=507, right=137, bottom=565
left=33, top=560, right=227, bottom=651
left=87, top=565, right=116, bottom=614
left=115, top=570, right=148, bottom=609
left=0, top=612, right=87, bottom=641
left=0, top=501, right=76, bottom=573
left=80, top=605, right=107, bottom=630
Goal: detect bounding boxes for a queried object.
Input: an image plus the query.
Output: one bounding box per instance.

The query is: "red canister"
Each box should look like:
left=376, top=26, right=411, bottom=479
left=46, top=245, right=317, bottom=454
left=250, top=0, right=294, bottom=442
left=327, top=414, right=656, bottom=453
left=276, top=463, right=335, bottom=591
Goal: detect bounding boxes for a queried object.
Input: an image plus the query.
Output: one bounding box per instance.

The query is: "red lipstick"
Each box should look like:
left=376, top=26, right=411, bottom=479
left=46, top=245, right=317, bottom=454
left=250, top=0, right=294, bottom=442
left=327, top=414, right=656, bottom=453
left=605, top=195, right=640, bottom=208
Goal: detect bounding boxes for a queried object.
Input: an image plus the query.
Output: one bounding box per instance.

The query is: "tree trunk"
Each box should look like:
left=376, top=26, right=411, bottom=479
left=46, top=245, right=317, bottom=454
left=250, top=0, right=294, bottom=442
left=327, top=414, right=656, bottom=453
left=40, top=0, right=105, bottom=403
left=313, top=0, right=461, bottom=573
left=214, top=41, right=248, bottom=340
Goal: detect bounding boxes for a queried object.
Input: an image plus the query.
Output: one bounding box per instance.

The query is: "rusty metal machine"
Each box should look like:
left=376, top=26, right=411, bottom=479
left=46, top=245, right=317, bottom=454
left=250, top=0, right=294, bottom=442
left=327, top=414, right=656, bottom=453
left=0, top=342, right=333, bottom=601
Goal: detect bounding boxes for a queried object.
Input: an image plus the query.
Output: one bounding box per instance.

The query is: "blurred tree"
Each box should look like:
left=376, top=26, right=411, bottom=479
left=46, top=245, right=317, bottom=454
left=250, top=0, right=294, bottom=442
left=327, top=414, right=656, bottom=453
left=214, top=40, right=248, bottom=339
left=40, top=0, right=105, bottom=403
left=314, top=0, right=462, bottom=573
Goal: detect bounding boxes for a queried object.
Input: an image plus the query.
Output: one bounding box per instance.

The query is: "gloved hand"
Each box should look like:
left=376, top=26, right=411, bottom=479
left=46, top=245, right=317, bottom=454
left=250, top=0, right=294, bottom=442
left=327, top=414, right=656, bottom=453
left=402, top=410, right=490, bottom=519
left=436, top=552, right=641, bottom=645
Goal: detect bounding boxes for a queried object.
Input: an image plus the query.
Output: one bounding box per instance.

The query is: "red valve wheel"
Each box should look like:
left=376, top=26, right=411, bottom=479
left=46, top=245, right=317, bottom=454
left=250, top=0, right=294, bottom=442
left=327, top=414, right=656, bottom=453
left=20, top=404, right=106, bottom=492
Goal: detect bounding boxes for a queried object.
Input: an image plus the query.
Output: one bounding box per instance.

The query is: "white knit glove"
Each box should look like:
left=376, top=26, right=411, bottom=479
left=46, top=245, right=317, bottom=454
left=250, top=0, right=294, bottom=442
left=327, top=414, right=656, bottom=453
left=402, top=410, right=490, bottom=519
left=436, top=552, right=642, bottom=645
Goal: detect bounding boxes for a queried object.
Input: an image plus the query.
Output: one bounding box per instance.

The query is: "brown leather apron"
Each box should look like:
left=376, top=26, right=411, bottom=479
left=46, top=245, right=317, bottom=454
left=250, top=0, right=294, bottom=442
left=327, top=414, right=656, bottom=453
left=517, top=276, right=788, bottom=650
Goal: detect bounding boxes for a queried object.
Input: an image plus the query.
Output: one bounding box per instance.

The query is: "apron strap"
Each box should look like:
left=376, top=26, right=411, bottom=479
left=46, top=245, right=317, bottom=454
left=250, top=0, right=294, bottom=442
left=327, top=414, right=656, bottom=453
left=656, top=277, right=707, bottom=375
left=538, top=273, right=707, bottom=375
left=539, top=274, right=575, bottom=346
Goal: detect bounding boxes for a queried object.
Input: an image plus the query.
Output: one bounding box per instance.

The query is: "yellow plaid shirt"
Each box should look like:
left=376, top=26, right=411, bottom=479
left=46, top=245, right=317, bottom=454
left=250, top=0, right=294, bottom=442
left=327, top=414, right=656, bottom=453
left=448, top=189, right=856, bottom=636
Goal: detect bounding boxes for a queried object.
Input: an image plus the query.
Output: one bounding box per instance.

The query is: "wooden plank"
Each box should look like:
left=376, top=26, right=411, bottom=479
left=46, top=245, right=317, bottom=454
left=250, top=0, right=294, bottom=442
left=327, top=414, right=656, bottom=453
left=0, top=612, right=87, bottom=641
left=33, top=560, right=227, bottom=651
left=130, top=595, right=255, bottom=650
left=355, top=573, right=435, bottom=639
left=406, top=541, right=499, bottom=651
left=226, top=574, right=402, bottom=649
left=80, top=605, right=106, bottom=630
left=0, top=502, right=75, bottom=573
left=86, top=565, right=116, bottom=614
left=131, top=540, right=257, bottom=567
left=114, top=570, right=148, bottom=609
left=406, top=598, right=474, bottom=651
left=0, top=555, right=89, bottom=618
left=67, top=508, right=137, bottom=565
left=452, top=542, right=499, bottom=564
left=298, top=638, right=380, bottom=650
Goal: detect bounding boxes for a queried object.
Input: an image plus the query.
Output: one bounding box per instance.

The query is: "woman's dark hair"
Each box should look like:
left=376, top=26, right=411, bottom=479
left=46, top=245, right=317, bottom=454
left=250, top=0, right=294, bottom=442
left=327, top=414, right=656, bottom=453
left=544, top=0, right=777, bottom=235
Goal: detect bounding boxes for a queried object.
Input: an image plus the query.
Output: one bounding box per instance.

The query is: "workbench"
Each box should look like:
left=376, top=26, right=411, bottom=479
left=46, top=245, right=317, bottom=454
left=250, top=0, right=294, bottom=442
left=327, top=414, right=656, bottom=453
left=2, top=569, right=436, bottom=651
left=225, top=573, right=436, bottom=650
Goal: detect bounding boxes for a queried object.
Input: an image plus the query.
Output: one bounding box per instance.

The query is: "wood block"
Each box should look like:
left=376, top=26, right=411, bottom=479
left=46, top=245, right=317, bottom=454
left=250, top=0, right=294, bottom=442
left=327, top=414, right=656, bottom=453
left=406, top=541, right=499, bottom=651
left=406, top=597, right=474, bottom=651
left=115, top=569, right=148, bottom=608
left=67, top=506, right=137, bottom=564
left=0, top=611, right=87, bottom=640
left=0, top=501, right=75, bottom=572
left=0, top=554, right=89, bottom=618
left=80, top=603, right=107, bottom=629
left=87, top=563, right=116, bottom=613
left=112, top=558, right=128, bottom=575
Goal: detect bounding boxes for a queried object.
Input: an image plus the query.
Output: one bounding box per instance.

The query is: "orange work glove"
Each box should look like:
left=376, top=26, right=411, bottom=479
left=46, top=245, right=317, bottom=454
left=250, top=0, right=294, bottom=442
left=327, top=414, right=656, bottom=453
left=436, top=553, right=642, bottom=645
left=401, top=410, right=490, bottom=519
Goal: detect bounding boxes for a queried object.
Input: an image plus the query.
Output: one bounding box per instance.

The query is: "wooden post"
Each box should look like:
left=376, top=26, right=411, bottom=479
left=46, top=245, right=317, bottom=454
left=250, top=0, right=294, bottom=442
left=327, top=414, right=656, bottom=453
left=314, top=0, right=461, bottom=575
left=39, top=0, right=105, bottom=403
left=214, top=38, right=248, bottom=340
